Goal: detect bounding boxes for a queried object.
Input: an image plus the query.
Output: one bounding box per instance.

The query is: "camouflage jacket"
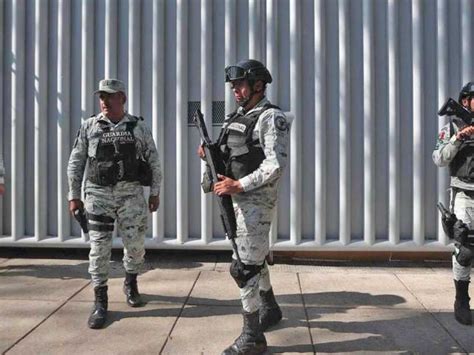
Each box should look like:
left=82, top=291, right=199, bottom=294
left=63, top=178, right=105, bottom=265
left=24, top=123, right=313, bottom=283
left=67, top=112, right=162, bottom=200
left=432, top=120, right=474, bottom=190
left=223, top=97, right=291, bottom=195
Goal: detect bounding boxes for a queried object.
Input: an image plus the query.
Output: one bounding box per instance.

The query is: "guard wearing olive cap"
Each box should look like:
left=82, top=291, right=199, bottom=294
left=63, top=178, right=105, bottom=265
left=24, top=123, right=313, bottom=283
left=433, top=81, right=474, bottom=325
left=67, top=78, right=162, bottom=329
left=198, top=59, right=290, bottom=354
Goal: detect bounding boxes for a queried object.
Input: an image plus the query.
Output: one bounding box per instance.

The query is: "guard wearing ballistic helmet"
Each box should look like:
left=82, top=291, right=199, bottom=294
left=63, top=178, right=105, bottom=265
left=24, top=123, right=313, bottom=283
left=67, top=79, right=162, bottom=329
left=198, top=60, right=290, bottom=354
left=433, top=81, right=474, bottom=325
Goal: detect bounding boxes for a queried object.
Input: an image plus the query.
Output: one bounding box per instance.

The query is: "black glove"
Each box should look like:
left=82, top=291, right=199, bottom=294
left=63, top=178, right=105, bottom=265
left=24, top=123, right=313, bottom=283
left=453, top=219, right=469, bottom=244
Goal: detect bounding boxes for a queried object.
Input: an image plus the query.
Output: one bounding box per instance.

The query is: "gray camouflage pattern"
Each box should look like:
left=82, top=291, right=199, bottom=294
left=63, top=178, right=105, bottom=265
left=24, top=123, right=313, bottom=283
left=85, top=184, right=148, bottom=287
left=433, top=123, right=474, bottom=281
left=67, top=112, right=162, bottom=287
left=67, top=112, right=162, bottom=200
left=432, top=121, right=474, bottom=191
left=225, top=97, right=290, bottom=312
left=452, top=191, right=474, bottom=281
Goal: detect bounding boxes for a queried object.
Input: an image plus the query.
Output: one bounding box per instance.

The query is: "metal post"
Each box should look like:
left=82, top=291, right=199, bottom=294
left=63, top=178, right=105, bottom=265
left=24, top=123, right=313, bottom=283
left=266, top=0, right=279, bottom=244
left=437, top=0, right=449, bottom=245
left=412, top=0, right=424, bottom=245
left=388, top=0, right=400, bottom=245
left=201, top=0, right=213, bottom=244
left=35, top=0, right=48, bottom=241
left=105, top=0, right=117, bottom=78
left=57, top=0, right=71, bottom=241
left=314, top=0, right=326, bottom=245
left=152, top=0, right=165, bottom=242
left=461, top=0, right=472, bottom=82
left=338, top=0, right=350, bottom=245
left=363, top=0, right=375, bottom=246
left=225, top=0, right=236, bottom=116
left=128, top=0, right=140, bottom=115
left=290, top=0, right=301, bottom=244
left=249, top=0, right=261, bottom=60
left=176, top=0, right=188, bottom=243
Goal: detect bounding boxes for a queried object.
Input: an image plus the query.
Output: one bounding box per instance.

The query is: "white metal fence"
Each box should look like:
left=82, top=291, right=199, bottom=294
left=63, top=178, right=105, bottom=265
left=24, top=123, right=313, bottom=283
left=0, top=0, right=473, bottom=251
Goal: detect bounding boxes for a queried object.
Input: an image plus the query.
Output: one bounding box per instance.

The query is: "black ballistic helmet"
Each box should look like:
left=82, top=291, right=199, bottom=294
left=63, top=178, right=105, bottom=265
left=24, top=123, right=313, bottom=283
left=459, top=82, right=474, bottom=103
left=225, top=59, right=273, bottom=85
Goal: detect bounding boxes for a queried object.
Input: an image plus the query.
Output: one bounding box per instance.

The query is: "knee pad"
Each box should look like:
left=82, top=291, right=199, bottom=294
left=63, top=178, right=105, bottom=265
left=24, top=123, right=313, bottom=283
left=454, top=245, right=474, bottom=267
left=229, top=259, right=264, bottom=288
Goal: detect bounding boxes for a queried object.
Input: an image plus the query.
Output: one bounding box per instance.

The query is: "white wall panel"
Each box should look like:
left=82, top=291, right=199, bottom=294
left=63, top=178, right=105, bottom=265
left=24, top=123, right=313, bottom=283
left=0, top=0, right=472, bottom=252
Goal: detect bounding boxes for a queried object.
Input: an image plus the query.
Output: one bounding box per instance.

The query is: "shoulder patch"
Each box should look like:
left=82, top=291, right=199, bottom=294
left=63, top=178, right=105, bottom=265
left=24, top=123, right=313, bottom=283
left=275, top=116, right=289, bottom=132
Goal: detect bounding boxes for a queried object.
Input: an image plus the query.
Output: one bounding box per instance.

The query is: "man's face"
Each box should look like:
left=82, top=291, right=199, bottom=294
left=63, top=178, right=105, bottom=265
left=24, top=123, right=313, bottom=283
left=462, top=96, right=474, bottom=112
left=98, top=92, right=125, bottom=118
left=230, top=79, right=252, bottom=106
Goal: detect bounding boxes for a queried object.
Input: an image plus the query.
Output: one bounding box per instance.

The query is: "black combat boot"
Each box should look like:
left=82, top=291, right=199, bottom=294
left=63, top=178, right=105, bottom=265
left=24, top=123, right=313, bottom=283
left=123, top=272, right=143, bottom=307
left=88, top=285, right=108, bottom=329
left=454, top=280, right=472, bottom=325
left=222, top=311, right=267, bottom=355
left=259, top=288, right=282, bottom=331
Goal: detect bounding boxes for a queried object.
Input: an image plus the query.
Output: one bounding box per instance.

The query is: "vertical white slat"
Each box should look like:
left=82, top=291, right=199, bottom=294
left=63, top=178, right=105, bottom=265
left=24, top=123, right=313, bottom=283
left=249, top=0, right=261, bottom=60
left=388, top=0, right=400, bottom=245
left=0, top=0, right=4, bottom=235
left=338, top=0, right=350, bottom=245
left=105, top=0, right=117, bottom=79
left=11, top=0, right=26, bottom=240
left=82, top=0, right=94, bottom=119
left=290, top=0, right=301, bottom=244
left=35, top=0, right=48, bottom=241
left=412, top=0, right=424, bottom=245
left=314, top=0, right=326, bottom=245
left=363, top=0, right=375, bottom=246
left=437, top=0, right=449, bottom=245
left=225, top=0, right=236, bottom=116
left=57, top=0, right=71, bottom=241
left=201, top=0, right=213, bottom=243
left=81, top=0, right=94, bottom=241
left=152, top=0, right=165, bottom=242
left=176, top=0, right=188, bottom=243
left=128, top=0, right=140, bottom=115
left=461, top=0, right=472, bottom=82
left=266, top=0, right=279, bottom=245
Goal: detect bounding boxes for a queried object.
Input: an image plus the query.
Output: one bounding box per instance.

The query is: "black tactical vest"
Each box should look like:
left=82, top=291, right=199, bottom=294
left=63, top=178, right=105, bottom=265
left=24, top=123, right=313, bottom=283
left=218, top=103, right=280, bottom=180
left=88, top=118, right=140, bottom=186
left=450, top=140, right=474, bottom=182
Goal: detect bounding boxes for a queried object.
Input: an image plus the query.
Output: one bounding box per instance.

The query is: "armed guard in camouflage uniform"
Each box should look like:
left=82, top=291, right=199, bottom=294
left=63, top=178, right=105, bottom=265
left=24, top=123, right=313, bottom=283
left=67, top=79, right=162, bottom=329
left=433, top=82, right=474, bottom=325
left=0, top=153, right=4, bottom=195
left=199, top=59, right=290, bottom=354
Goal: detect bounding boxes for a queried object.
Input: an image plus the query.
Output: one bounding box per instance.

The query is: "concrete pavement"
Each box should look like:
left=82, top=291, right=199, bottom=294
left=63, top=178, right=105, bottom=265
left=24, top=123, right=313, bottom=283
left=0, top=249, right=472, bottom=354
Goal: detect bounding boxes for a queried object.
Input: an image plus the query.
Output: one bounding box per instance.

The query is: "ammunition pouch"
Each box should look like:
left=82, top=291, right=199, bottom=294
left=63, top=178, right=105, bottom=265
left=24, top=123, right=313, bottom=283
left=137, top=159, right=152, bottom=186
left=88, top=159, right=120, bottom=186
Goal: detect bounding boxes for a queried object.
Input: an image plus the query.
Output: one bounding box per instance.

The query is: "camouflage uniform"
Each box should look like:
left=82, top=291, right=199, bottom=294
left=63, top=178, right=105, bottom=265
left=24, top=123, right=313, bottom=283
left=67, top=112, right=162, bottom=287
left=225, top=97, right=290, bottom=312
left=433, top=121, right=474, bottom=281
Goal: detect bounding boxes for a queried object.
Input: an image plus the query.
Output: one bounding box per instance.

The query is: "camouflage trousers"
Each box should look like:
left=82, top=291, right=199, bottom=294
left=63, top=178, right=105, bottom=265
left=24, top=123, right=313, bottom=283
left=232, top=197, right=275, bottom=313
left=452, top=190, right=474, bottom=281
left=85, top=182, right=148, bottom=287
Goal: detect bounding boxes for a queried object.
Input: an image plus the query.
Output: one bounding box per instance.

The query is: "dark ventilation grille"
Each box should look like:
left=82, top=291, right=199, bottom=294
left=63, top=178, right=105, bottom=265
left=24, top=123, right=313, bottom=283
left=188, top=101, right=225, bottom=126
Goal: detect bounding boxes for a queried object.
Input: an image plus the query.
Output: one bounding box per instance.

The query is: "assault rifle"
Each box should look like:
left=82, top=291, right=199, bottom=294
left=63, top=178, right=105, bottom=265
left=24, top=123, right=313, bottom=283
left=438, top=98, right=474, bottom=125
left=192, top=109, right=243, bottom=265
left=437, top=202, right=474, bottom=241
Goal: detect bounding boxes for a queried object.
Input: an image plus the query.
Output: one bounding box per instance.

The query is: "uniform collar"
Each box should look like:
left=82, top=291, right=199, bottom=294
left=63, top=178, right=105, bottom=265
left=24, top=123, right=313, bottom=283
left=237, top=97, right=270, bottom=116
left=96, top=112, right=133, bottom=126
